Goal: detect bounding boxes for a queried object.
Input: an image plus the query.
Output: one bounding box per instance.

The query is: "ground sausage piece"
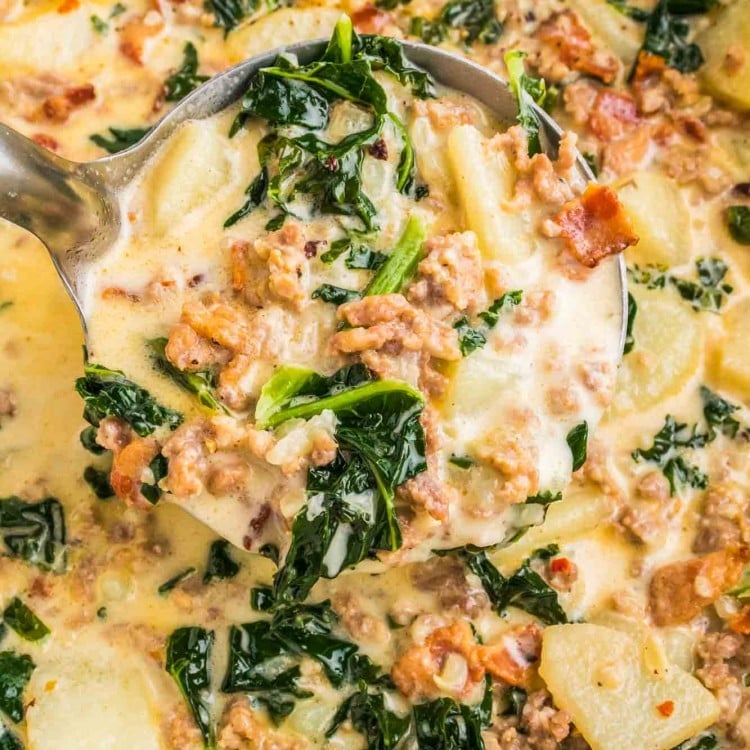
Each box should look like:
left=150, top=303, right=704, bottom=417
left=694, top=484, right=749, bottom=553
left=408, top=232, right=485, bottom=315
left=332, top=293, right=461, bottom=361
left=535, top=10, right=619, bottom=84
left=165, top=322, right=231, bottom=371
left=331, top=591, right=390, bottom=646
left=410, top=556, right=489, bottom=617
left=649, top=547, right=750, bottom=626
left=218, top=699, right=308, bottom=750
left=554, top=184, right=638, bottom=269
left=119, top=11, right=164, bottom=64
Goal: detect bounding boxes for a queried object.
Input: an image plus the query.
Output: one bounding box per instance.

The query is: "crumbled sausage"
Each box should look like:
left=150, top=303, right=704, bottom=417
left=119, top=11, right=164, bottom=64
left=649, top=547, right=750, bottom=626
left=694, top=484, right=750, bottom=553
left=165, top=322, right=231, bottom=371
left=331, top=590, right=390, bottom=646
left=410, top=556, right=489, bottom=617
left=218, top=699, right=308, bottom=750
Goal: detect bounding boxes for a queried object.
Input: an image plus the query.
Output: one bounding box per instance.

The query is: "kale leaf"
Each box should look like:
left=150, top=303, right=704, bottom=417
left=672, top=734, right=718, bottom=750
left=76, top=361, right=182, bottom=436
left=504, top=51, right=547, bottom=156
left=164, top=42, right=209, bottom=102
left=409, top=16, right=448, bottom=45
left=312, top=284, right=362, bottom=305
left=726, top=206, right=750, bottom=245
left=204, top=0, right=257, bottom=32
left=0, top=651, right=34, bottom=723
left=640, top=0, right=705, bottom=74
left=345, top=245, right=387, bottom=270
left=700, top=386, right=742, bottom=440
left=3, top=598, right=49, bottom=643
left=566, top=421, right=588, bottom=472
left=0, top=496, right=66, bottom=572
left=90, top=126, right=151, bottom=154
left=203, top=539, right=240, bottom=584
left=158, top=567, right=197, bottom=595
left=439, top=0, right=502, bottom=44
left=670, top=257, right=733, bottom=313
left=165, top=627, right=215, bottom=748
left=624, top=291, right=637, bottom=355
left=149, top=338, right=227, bottom=413
left=454, top=290, right=523, bottom=356
left=326, top=683, right=410, bottom=749
left=632, top=415, right=708, bottom=495
left=0, top=727, right=22, bottom=750
left=83, top=465, right=114, bottom=500
left=627, top=263, right=668, bottom=289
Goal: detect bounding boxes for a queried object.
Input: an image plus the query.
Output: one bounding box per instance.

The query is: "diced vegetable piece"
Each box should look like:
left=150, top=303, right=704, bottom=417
left=717, top=297, right=750, bottom=395
left=568, top=0, right=642, bottom=68
left=147, top=120, right=232, bottom=235
left=611, top=288, right=703, bottom=415
left=26, top=641, right=162, bottom=750
left=446, top=124, right=535, bottom=262
left=697, top=0, right=750, bottom=111
left=491, top=492, right=613, bottom=571
left=540, top=624, right=719, bottom=750
left=617, top=172, right=692, bottom=267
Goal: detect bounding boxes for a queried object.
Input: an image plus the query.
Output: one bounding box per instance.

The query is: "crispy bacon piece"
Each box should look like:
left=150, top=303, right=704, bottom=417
left=42, top=83, right=95, bottom=123
left=31, top=134, right=59, bottom=151
left=391, top=621, right=541, bottom=701
left=588, top=90, right=639, bottom=142
left=351, top=5, right=392, bottom=34
left=729, top=606, right=750, bottom=635
left=555, top=184, right=638, bottom=268
left=535, top=10, right=619, bottom=84
left=649, top=547, right=750, bottom=626
left=119, top=13, right=164, bottom=64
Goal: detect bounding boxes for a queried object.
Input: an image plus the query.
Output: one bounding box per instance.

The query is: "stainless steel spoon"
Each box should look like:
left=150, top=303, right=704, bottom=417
left=0, top=39, right=627, bottom=548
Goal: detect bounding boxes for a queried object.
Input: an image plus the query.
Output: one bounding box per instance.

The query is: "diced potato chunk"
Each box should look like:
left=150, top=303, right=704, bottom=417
left=446, top=124, right=535, bottom=262
left=26, top=639, right=162, bottom=750
left=491, top=491, right=613, bottom=571
left=540, top=624, right=719, bottom=750
left=568, top=0, right=642, bottom=69
left=717, top=297, right=750, bottom=397
left=610, top=288, right=703, bottom=415
left=226, top=7, right=341, bottom=63
left=617, top=172, right=692, bottom=267
left=146, top=119, right=233, bottom=236
left=697, top=0, right=750, bottom=111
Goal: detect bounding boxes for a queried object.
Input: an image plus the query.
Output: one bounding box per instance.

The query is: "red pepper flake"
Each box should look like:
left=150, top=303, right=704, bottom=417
left=549, top=557, right=573, bottom=574
left=656, top=700, right=674, bottom=718
left=31, top=134, right=59, bottom=152
left=367, top=139, right=388, bottom=161
left=304, top=240, right=326, bottom=258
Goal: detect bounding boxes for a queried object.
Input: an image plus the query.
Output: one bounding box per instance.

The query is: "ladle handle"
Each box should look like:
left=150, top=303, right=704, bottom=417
left=0, top=124, right=110, bottom=256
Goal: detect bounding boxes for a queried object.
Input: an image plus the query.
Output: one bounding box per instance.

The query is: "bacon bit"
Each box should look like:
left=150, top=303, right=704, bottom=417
left=65, top=84, right=96, bottom=106
left=536, top=10, right=619, bottom=84
left=351, top=4, right=392, bottom=34
left=479, top=623, right=542, bottom=687
left=588, top=90, right=639, bottom=142
left=368, top=139, right=388, bottom=160
left=42, top=84, right=96, bottom=123
left=656, top=700, right=674, bottom=718
left=109, top=435, right=161, bottom=510
left=729, top=606, right=750, bottom=635
left=555, top=184, right=638, bottom=269
left=57, top=0, right=79, bottom=12
left=303, top=240, right=325, bottom=258
left=633, top=51, right=667, bottom=83
left=102, top=287, right=143, bottom=303
left=549, top=557, right=573, bottom=575
left=119, top=13, right=164, bottom=65
left=732, top=182, right=750, bottom=197
left=31, top=133, right=59, bottom=151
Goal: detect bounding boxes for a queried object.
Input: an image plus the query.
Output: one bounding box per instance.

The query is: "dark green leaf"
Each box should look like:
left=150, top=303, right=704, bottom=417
left=165, top=627, right=214, bottom=747
left=312, top=284, right=362, bottom=305
left=504, top=51, right=547, bottom=156
left=0, top=726, right=23, bottom=750
left=439, top=0, right=502, bottom=44
left=224, top=166, right=269, bottom=228
left=149, top=337, right=227, bottom=413
left=582, top=151, right=599, bottom=177
left=91, top=14, right=108, bottom=33
left=79, top=425, right=105, bottom=454
left=0, top=497, right=66, bottom=572
left=502, top=686, right=527, bottom=718
left=320, top=238, right=353, bottom=263
left=449, top=455, right=475, bottom=469
left=345, top=245, right=387, bottom=270
left=158, top=567, right=197, bottom=595
left=525, top=490, right=562, bottom=505
left=205, top=0, right=257, bottom=32
left=409, top=16, right=447, bottom=45
left=3, top=598, right=49, bottom=642
left=670, top=257, right=733, bottom=313
left=83, top=465, right=114, bottom=500
left=700, top=385, right=741, bottom=440
left=251, top=587, right=275, bottom=612
left=624, top=291, right=637, bottom=355
left=89, top=126, right=151, bottom=154
left=141, top=454, right=169, bottom=505
left=477, top=290, right=523, bottom=328
left=454, top=317, right=487, bottom=356
left=0, top=652, right=34, bottom=723
left=726, top=205, right=750, bottom=245
left=605, top=0, right=651, bottom=21
left=164, top=42, right=209, bottom=102
left=76, top=361, right=182, bottom=436
left=640, top=0, right=705, bottom=74
left=203, top=540, right=240, bottom=584
left=627, top=263, right=668, bottom=289
left=566, top=421, right=588, bottom=472
left=671, top=734, right=718, bottom=750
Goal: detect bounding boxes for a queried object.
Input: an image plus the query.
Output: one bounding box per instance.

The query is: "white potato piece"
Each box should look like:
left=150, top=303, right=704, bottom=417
left=146, top=119, right=233, bottom=236
left=540, top=624, right=719, bottom=750
left=717, top=297, right=750, bottom=397
left=491, top=492, right=613, bottom=571
left=0, top=5, right=98, bottom=72
left=617, top=172, right=692, bottom=267
left=697, top=0, right=750, bottom=111
left=226, top=7, right=342, bottom=63
left=26, top=640, right=163, bottom=750
left=611, top=288, right=703, bottom=415
left=568, top=0, right=642, bottom=69
left=446, top=124, right=534, bottom=262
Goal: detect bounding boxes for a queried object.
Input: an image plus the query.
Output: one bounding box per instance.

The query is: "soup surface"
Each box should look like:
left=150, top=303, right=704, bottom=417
left=0, top=3, right=749, bottom=750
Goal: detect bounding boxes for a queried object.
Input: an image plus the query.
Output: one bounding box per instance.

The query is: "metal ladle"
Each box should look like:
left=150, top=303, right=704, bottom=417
left=0, top=39, right=627, bottom=548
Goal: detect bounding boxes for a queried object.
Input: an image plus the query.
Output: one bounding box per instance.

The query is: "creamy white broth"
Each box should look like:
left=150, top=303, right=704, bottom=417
left=1, top=2, right=750, bottom=750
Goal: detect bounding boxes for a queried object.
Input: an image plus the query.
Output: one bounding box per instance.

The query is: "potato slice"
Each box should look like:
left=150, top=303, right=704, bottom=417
left=717, top=297, right=750, bottom=396
left=568, top=0, right=642, bottom=69
left=697, top=0, right=750, bottom=111
left=610, top=288, right=703, bottom=415
left=617, top=172, right=692, bottom=267
left=226, top=7, right=341, bottom=63
left=26, top=639, right=162, bottom=750
left=446, top=124, right=535, bottom=262
left=146, top=119, right=233, bottom=236
left=540, top=624, right=719, bottom=750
